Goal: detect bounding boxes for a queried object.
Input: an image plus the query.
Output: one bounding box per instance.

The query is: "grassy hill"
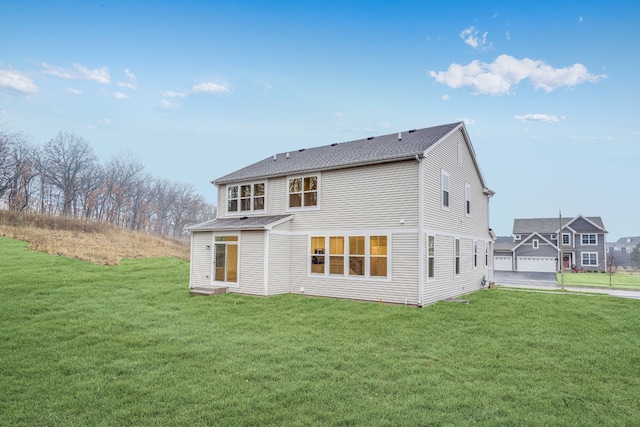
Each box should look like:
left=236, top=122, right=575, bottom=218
left=0, top=210, right=189, bottom=264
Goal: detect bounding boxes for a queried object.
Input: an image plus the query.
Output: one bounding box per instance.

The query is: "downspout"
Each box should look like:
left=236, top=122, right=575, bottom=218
left=416, top=154, right=425, bottom=307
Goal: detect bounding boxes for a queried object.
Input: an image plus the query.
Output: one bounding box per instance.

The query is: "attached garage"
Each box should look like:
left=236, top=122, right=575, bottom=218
left=494, top=256, right=513, bottom=271
left=516, top=256, right=557, bottom=273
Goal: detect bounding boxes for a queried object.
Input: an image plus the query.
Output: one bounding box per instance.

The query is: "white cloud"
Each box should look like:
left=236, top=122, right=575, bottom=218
left=429, top=54, right=606, bottom=95
left=505, top=30, right=511, bottom=41
left=98, top=118, right=112, bottom=125
left=515, top=113, right=563, bottom=123
left=158, top=99, right=180, bottom=111
left=117, top=69, right=138, bottom=89
left=114, top=92, right=129, bottom=99
left=0, top=69, right=38, bottom=94
left=459, top=117, right=476, bottom=125
left=163, top=81, right=231, bottom=98
left=441, top=94, right=450, bottom=101
left=41, top=63, right=110, bottom=84
left=460, top=26, right=488, bottom=49
left=66, top=86, right=82, bottom=95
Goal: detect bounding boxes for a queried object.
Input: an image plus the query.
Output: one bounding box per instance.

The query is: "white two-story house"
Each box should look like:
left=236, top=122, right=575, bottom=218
left=188, top=122, right=495, bottom=306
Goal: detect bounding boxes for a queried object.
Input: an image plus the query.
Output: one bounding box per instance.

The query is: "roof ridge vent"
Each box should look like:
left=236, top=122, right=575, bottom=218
left=331, top=143, right=338, bottom=146
left=298, top=148, right=305, bottom=152
left=367, top=136, right=374, bottom=140
left=409, top=129, right=416, bottom=133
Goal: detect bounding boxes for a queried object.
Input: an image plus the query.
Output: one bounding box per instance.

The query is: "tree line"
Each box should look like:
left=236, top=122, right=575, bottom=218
left=0, top=129, right=216, bottom=238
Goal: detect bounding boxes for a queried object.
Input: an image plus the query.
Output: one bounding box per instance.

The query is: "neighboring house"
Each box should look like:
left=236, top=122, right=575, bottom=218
left=187, top=122, right=495, bottom=306
left=494, top=215, right=608, bottom=272
left=608, top=237, right=640, bottom=268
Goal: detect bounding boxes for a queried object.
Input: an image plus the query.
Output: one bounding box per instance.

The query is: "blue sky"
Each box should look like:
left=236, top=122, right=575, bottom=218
left=1, top=1, right=638, bottom=239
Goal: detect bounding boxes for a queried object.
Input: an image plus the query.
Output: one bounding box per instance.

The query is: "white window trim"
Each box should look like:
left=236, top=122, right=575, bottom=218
left=581, top=252, right=598, bottom=267
left=212, top=233, right=241, bottom=287
left=465, top=183, right=471, bottom=217
left=457, top=143, right=463, bottom=165
left=226, top=181, right=267, bottom=216
left=581, top=233, right=598, bottom=246
left=532, top=239, right=539, bottom=249
left=473, top=240, right=478, bottom=268
left=514, top=234, right=521, bottom=241
left=286, top=173, right=321, bottom=212
left=454, top=238, right=460, bottom=277
left=307, top=234, right=391, bottom=281
left=562, top=233, right=571, bottom=245
left=427, top=235, right=435, bottom=281
left=441, top=170, right=450, bottom=211
left=550, top=234, right=557, bottom=240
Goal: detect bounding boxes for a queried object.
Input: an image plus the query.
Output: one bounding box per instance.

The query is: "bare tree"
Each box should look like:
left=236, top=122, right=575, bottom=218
left=41, top=132, right=97, bottom=216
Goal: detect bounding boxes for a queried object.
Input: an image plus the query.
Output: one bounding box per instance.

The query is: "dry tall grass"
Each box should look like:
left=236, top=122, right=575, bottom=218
left=0, top=210, right=190, bottom=265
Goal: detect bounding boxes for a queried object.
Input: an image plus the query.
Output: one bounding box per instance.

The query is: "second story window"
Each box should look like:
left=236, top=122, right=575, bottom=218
left=288, top=175, right=318, bottom=209
left=562, top=233, right=570, bottom=245
left=581, top=234, right=597, bottom=245
left=441, top=170, right=450, bottom=210
left=228, top=182, right=266, bottom=213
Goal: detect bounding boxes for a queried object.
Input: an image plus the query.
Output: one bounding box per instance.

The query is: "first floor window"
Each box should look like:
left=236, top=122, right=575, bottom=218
left=349, top=236, right=365, bottom=276
left=454, top=238, right=460, bottom=275
left=311, top=236, right=325, bottom=274
left=473, top=240, right=478, bottom=267
left=369, top=236, right=387, bottom=277
left=309, top=234, right=388, bottom=278
left=428, top=235, right=435, bottom=279
left=329, top=236, right=344, bottom=275
left=582, top=252, right=598, bottom=267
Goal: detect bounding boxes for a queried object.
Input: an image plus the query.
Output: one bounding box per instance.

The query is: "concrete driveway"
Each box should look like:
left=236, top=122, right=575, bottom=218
left=493, top=271, right=556, bottom=287
left=492, top=271, right=640, bottom=300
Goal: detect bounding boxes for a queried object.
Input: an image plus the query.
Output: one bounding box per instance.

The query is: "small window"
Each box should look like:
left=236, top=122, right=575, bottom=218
left=441, top=170, right=450, bottom=210
left=465, top=183, right=471, bottom=215
left=310, top=236, right=325, bottom=274
left=562, top=233, right=570, bottom=245
left=485, top=242, right=489, bottom=267
left=369, top=236, right=387, bottom=277
left=289, top=175, right=318, bottom=209
left=533, top=239, right=539, bottom=249
left=581, top=234, right=597, bottom=245
left=581, top=252, right=598, bottom=266
left=349, top=236, right=365, bottom=276
left=329, top=236, right=344, bottom=275
left=454, top=238, right=460, bottom=275
left=550, top=234, right=557, bottom=240
left=514, top=235, right=521, bottom=241
left=473, top=240, right=478, bottom=267
left=428, top=236, right=435, bottom=279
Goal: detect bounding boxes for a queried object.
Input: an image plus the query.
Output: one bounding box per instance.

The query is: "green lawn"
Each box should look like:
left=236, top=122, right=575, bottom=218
left=2, top=236, right=640, bottom=426
left=558, top=271, right=640, bottom=290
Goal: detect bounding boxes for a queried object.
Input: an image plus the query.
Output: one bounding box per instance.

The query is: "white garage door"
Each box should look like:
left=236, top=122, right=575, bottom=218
left=517, top=257, right=556, bottom=273
left=494, top=256, right=513, bottom=271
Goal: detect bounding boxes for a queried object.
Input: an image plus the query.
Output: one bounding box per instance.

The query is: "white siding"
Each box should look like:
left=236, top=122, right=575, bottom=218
left=190, top=232, right=212, bottom=288
left=233, top=231, right=265, bottom=296
left=267, top=231, right=291, bottom=295
left=421, top=129, right=491, bottom=305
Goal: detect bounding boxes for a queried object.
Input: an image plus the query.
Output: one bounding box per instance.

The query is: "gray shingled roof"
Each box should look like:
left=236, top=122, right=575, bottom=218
left=214, top=122, right=462, bottom=184
left=494, top=236, right=516, bottom=251
left=187, top=215, right=293, bottom=232
left=513, top=216, right=606, bottom=234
